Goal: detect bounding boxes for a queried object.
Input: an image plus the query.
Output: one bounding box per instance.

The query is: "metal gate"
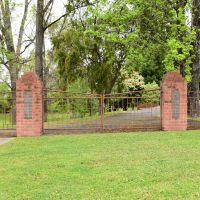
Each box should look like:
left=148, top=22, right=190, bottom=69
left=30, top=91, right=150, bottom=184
left=0, top=91, right=16, bottom=137
left=44, top=89, right=161, bottom=133
left=187, top=90, right=200, bottom=130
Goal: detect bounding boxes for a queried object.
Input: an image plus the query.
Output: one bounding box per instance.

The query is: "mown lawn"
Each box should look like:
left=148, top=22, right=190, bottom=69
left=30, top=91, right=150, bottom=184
left=1, top=131, right=200, bottom=199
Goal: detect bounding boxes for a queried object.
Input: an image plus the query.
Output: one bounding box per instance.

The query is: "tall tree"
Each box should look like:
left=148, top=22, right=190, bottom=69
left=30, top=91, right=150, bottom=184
left=35, top=0, right=89, bottom=120
left=188, top=0, right=200, bottom=116
left=0, top=0, right=31, bottom=90
left=0, top=0, right=32, bottom=123
left=35, top=0, right=97, bottom=82
left=35, top=0, right=44, bottom=80
left=53, top=0, right=135, bottom=94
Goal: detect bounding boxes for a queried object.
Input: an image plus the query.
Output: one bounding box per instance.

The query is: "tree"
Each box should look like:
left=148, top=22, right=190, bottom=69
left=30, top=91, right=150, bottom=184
left=0, top=0, right=32, bottom=89
left=53, top=0, right=136, bottom=94
left=35, top=0, right=44, bottom=80
left=0, top=0, right=33, bottom=123
left=126, top=0, right=194, bottom=84
left=50, top=0, right=200, bottom=116
left=163, top=0, right=193, bottom=80
left=35, top=0, right=92, bottom=81
left=188, top=0, right=200, bottom=116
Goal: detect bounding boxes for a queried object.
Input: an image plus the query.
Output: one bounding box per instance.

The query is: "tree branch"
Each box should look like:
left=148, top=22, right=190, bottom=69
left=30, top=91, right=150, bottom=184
left=44, top=0, right=96, bottom=31
left=44, top=0, right=54, bottom=13
left=44, top=13, right=68, bottom=30
left=44, top=0, right=54, bottom=27
left=16, top=0, right=30, bottom=55
left=20, top=39, right=35, bottom=55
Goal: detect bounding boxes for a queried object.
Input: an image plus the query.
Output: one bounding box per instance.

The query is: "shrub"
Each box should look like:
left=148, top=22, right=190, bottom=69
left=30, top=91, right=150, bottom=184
left=142, top=81, right=160, bottom=105
left=123, top=71, right=145, bottom=91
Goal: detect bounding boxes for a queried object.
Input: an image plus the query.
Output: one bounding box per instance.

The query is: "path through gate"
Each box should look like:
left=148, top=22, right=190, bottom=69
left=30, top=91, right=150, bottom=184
left=44, top=89, right=161, bottom=133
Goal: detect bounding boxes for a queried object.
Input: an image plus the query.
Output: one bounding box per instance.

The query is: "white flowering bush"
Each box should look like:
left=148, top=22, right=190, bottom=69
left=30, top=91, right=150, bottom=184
left=123, top=71, right=145, bottom=91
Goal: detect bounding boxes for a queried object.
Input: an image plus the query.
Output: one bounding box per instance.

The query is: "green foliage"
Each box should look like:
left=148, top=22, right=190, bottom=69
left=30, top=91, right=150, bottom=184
left=163, top=5, right=195, bottom=82
left=0, top=82, right=9, bottom=93
left=125, top=0, right=171, bottom=83
left=66, top=79, right=90, bottom=93
left=143, top=82, right=160, bottom=104
left=53, top=29, right=85, bottom=89
left=46, top=79, right=92, bottom=116
left=0, top=83, right=10, bottom=113
left=52, top=0, right=197, bottom=94
left=48, top=99, right=89, bottom=118
left=53, top=0, right=136, bottom=94
left=144, top=81, right=159, bottom=91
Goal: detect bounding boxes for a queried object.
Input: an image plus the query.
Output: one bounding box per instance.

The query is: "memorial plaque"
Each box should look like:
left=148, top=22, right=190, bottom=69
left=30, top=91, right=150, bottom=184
left=24, top=91, right=32, bottom=119
left=172, top=89, right=180, bottom=119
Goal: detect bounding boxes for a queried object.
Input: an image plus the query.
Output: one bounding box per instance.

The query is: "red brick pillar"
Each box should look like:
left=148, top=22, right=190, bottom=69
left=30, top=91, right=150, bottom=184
left=161, top=72, right=187, bottom=131
left=16, top=72, right=43, bottom=136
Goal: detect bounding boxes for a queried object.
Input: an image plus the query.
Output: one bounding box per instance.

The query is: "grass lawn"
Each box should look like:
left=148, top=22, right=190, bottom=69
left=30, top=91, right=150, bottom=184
left=1, top=131, right=200, bottom=199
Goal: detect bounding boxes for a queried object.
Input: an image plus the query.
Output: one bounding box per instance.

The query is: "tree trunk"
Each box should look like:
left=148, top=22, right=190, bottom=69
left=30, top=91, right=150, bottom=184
left=35, top=0, right=44, bottom=81
left=188, top=0, right=200, bottom=117
left=174, top=0, right=187, bottom=77
left=10, top=65, right=17, bottom=125
left=43, top=48, right=48, bottom=122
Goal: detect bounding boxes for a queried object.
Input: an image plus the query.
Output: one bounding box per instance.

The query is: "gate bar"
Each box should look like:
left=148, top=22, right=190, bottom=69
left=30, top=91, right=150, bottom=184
left=100, top=94, right=104, bottom=130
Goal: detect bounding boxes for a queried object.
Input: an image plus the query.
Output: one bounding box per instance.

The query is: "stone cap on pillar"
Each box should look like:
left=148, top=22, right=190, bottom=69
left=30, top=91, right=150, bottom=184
left=161, top=72, right=187, bottom=86
left=16, top=71, right=43, bottom=91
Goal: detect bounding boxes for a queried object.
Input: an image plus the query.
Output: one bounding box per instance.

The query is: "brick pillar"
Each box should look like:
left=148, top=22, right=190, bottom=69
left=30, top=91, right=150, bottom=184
left=16, top=72, right=43, bottom=136
left=161, top=72, right=187, bottom=131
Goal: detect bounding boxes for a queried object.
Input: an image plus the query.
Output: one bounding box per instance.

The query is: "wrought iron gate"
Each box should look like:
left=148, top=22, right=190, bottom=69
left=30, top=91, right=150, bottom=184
left=187, top=90, right=200, bottom=130
left=0, top=91, right=16, bottom=137
left=44, top=89, right=161, bottom=133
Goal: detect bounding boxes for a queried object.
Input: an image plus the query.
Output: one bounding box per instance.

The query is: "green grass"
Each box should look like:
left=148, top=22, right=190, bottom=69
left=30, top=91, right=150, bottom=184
left=1, top=131, right=200, bottom=199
